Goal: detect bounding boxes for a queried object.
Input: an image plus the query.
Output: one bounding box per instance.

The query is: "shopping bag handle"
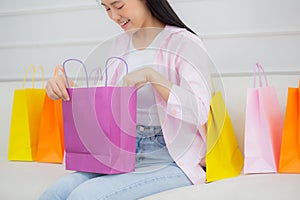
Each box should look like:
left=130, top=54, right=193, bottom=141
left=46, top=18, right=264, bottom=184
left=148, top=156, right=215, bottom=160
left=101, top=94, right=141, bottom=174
left=63, top=58, right=89, bottom=88
left=63, top=57, right=128, bottom=88
left=54, top=65, right=64, bottom=76
left=104, top=56, right=128, bottom=86
left=22, top=65, right=44, bottom=89
left=89, top=67, right=103, bottom=86
left=253, top=63, right=268, bottom=88
left=89, top=57, right=128, bottom=86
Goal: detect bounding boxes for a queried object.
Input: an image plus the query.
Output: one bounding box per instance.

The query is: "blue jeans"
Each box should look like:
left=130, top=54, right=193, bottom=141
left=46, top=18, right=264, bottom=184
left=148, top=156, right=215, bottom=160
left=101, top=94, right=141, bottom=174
left=39, top=126, right=192, bottom=200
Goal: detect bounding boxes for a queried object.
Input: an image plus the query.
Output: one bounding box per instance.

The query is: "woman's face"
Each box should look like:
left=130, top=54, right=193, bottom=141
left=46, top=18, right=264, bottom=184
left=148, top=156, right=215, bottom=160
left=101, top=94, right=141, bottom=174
left=101, top=0, right=154, bottom=31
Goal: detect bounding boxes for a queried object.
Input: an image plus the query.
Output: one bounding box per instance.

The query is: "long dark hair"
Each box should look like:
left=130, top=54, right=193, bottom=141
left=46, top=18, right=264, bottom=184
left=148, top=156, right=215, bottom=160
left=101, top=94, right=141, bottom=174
left=145, top=0, right=197, bottom=35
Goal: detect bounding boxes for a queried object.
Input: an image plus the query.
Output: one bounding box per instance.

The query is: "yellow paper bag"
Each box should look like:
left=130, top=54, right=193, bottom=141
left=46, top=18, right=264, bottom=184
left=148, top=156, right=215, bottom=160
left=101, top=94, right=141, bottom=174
left=8, top=66, right=45, bottom=161
left=206, top=91, right=244, bottom=182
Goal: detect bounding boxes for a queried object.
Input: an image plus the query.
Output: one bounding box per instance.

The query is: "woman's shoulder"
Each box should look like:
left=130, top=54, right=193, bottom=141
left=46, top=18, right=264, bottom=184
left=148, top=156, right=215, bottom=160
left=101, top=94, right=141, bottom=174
left=165, top=25, right=201, bottom=40
left=163, top=25, right=207, bottom=52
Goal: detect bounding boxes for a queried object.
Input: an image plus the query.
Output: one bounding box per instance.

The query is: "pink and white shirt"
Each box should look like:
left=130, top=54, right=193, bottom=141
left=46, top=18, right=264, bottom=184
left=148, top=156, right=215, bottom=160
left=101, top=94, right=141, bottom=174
left=106, top=25, right=214, bottom=184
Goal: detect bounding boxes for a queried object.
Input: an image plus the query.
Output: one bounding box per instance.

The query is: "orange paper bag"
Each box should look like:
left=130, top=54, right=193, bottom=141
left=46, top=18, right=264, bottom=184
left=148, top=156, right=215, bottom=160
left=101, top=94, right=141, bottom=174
left=279, top=81, right=300, bottom=173
left=36, top=66, right=65, bottom=163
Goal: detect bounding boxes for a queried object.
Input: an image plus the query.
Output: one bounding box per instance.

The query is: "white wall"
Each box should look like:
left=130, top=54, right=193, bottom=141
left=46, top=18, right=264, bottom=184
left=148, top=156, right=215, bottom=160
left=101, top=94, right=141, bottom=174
left=0, top=0, right=300, bottom=153
left=0, top=0, right=299, bottom=80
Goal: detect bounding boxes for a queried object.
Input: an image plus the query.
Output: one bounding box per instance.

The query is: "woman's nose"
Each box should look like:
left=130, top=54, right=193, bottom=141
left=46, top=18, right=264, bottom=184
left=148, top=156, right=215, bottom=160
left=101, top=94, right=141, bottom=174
left=110, top=10, right=121, bottom=21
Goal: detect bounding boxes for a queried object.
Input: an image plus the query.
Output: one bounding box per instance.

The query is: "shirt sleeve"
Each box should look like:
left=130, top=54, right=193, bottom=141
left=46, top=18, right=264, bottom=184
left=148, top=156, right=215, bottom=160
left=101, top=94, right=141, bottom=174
left=166, top=34, right=213, bottom=129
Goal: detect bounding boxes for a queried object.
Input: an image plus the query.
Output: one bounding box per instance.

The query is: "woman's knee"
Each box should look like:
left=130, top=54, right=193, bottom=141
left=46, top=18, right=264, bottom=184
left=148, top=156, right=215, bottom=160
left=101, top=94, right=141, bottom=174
left=39, top=172, right=100, bottom=200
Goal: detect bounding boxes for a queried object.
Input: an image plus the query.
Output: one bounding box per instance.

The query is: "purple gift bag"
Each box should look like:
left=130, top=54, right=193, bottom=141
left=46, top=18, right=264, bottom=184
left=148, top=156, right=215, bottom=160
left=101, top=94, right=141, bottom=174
left=62, top=58, right=137, bottom=174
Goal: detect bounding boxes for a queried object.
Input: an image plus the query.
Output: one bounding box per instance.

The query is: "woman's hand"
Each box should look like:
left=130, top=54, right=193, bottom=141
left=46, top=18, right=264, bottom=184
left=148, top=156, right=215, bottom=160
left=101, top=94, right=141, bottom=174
left=45, top=74, right=73, bottom=101
left=122, top=68, right=149, bottom=89
left=123, top=67, right=173, bottom=101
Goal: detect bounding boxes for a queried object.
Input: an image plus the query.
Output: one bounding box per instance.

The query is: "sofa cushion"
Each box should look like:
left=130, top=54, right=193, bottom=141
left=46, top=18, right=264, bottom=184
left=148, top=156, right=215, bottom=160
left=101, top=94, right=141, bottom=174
left=141, top=174, right=300, bottom=200
left=0, top=155, right=69, bottom=200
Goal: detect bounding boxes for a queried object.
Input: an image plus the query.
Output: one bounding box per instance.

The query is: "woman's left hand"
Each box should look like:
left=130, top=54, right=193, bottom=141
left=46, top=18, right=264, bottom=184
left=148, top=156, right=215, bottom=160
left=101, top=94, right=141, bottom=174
left=122, top=67, right=150, bottom=89
left=123, top=67, right=173, bottom=101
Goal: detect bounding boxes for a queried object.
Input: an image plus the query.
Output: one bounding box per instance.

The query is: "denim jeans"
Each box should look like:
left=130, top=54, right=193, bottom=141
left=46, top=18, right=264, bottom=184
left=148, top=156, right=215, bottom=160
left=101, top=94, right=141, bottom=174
left=39, top=126, right=192, bottom=200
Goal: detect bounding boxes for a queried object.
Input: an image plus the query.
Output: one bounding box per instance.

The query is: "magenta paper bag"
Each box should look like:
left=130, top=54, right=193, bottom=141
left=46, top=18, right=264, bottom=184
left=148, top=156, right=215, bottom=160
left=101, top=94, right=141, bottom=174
left=244, top=63, right=283, bottom=174
left=62, top=58, right=137, bottom=174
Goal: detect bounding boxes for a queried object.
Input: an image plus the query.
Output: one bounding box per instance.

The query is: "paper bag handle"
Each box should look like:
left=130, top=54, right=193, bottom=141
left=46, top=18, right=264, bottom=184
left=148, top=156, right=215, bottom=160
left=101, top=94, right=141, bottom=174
left=54, top=65, right=64, bottom=76
left=104, top=56, right=128, bottom=86
left=22, top=65, right=44, bottom=89
left=88, top=57, right=128, bottom=86
left=62, top=58, right=89, bottom=88
left=89, top=67, right=103, bottom=86
left=63, top=57, right=128, bottom=88
left=253, top=63, right=268, bottom=88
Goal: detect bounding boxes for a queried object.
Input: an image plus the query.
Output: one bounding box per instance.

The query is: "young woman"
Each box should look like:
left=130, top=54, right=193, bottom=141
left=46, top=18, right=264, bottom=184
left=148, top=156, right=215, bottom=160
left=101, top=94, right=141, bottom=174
left=40, top=0, right=214, bottom=199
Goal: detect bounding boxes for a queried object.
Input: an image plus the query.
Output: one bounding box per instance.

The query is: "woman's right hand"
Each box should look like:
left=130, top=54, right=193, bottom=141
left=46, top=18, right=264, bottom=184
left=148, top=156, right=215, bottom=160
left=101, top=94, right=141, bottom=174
left=45, top=74, right=72, bottom=101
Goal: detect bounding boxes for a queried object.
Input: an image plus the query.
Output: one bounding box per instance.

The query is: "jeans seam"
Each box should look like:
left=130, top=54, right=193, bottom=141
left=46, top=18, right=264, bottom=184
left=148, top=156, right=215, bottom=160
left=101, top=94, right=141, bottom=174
left=98, top=172, right=185, bottom=200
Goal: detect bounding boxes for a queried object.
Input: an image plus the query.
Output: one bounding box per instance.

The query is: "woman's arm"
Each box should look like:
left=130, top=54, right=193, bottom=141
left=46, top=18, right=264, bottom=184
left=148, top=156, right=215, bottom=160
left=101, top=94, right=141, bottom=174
left=122, top=67, right=173, bottom=102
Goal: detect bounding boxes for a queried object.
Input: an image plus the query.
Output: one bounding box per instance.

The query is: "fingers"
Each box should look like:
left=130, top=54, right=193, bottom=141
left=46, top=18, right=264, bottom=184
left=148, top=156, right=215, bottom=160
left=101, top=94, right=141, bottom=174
left=134, top=82, right=146, bottom=89
left=122, top=75, right=146, bottom=89
left=122, top=78, right=134, bottom=87
left=122, top=75, right=133, bottom=87
left=122, top=68, right=149, bottom=89
left=45, top=75, right=70, bottom=101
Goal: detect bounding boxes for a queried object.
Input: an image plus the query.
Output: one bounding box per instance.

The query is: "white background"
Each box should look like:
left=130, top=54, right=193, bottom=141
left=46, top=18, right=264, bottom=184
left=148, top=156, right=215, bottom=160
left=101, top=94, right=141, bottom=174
left=0, top=0, right=299, bottom=80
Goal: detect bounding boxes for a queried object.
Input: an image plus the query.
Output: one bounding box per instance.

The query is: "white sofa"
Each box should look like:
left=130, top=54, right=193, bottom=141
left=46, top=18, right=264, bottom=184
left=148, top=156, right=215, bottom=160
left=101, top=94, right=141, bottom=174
left=1, top=75, right=299, bottom=200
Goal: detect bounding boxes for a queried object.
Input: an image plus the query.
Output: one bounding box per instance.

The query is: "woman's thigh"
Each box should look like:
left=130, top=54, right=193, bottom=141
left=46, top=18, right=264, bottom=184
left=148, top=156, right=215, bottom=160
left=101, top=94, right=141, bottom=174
left=67, top=164, right=192, bottom=200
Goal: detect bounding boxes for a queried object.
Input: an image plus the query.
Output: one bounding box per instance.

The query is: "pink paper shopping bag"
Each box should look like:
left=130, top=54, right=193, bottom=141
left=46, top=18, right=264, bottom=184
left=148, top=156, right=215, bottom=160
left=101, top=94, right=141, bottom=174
left=62, top=58, right=137, bottom=174
left=244, top=63, right=283, bottom=174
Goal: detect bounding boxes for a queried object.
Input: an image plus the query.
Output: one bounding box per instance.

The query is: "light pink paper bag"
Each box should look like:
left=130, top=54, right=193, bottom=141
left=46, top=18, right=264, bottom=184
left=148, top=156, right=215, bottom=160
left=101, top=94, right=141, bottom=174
left=243, top=63, right=283, bottom=174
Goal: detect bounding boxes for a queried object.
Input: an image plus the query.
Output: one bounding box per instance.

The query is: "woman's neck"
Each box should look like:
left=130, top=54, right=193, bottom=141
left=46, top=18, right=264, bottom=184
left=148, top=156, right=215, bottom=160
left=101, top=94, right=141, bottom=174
left=132, top=22, right=165, bottom=50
